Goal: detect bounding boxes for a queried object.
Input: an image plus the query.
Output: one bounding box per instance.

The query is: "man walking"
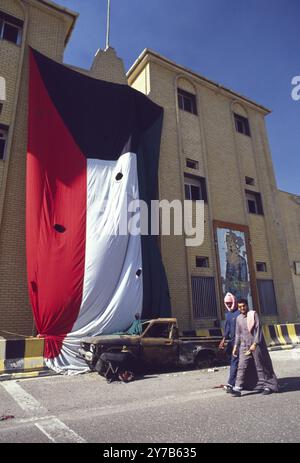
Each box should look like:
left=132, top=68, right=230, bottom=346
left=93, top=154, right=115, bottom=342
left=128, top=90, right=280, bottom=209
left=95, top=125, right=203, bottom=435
left=219, top=292, right=240, bottom=393
left=230, top=298, right=279, bottom=396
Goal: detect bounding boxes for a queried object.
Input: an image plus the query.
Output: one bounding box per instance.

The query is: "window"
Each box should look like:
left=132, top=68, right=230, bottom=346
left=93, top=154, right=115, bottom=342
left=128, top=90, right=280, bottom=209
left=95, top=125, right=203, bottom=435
left=143, top=323, right=171, bottom=339
left=196, top=256, right=209, bottom=268
left=234, top=113, right=251, bottom=136
left=0, top=76, right=5, bottom=101
left=186, top=158, right=199, bottom=170
left=0, top=125, right=8, bottom=160
left=294, top=262, right=300, bottom=275
left=178, top=88, right=197, bottom=115
left=245, top=176, right=255, bottom=186
left=0, top=11, right=23, bottom=45
left=257, top=279, right=278, bottom=315
left=191, top=276, right=218, bottom=318
left=184, top=175, right=207, bottom=202
left=246, top=190, right=263, bottom=215
left=256, top=262, right=267, bottom=272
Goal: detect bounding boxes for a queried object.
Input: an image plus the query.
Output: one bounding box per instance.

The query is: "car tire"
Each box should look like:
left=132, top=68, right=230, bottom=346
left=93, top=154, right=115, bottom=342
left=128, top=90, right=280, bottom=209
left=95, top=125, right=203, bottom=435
left=194, top=351, right=215, bottom=369
left=118, top=370, right=134, bottom=383
left=95, top=358, right=105, bottom=375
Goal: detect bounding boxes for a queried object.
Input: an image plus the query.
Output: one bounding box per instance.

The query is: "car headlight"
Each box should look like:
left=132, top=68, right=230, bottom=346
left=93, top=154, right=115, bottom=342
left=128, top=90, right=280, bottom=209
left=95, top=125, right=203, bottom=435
left=85, top=351, right=93, bottom=362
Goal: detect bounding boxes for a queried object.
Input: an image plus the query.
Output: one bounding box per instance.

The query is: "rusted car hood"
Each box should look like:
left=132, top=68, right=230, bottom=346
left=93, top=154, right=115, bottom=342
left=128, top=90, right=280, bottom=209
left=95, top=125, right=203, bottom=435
left=80, top=334, right=140, bottom=345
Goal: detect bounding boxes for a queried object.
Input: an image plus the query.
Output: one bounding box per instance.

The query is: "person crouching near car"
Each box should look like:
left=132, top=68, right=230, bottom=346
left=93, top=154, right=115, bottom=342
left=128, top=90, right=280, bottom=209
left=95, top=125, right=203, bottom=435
left=230, top=298, right=279, bottom=397
left=219, top=292, right=240, bottom=393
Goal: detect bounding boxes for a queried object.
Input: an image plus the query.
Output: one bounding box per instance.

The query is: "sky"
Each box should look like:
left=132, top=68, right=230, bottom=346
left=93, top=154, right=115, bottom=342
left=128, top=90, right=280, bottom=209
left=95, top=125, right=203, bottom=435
left=56, top=0, right=300, bottom=195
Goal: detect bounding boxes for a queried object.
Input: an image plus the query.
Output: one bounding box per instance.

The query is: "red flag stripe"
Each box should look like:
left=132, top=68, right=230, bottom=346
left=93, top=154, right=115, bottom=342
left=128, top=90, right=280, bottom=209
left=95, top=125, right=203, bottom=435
left=27, top=50, right=87, bottom=358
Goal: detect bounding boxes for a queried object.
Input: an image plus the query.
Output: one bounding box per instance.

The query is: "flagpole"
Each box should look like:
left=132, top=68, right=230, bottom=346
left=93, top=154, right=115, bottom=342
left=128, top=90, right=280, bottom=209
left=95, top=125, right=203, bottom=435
left=105, top=0, right=111, bottom=49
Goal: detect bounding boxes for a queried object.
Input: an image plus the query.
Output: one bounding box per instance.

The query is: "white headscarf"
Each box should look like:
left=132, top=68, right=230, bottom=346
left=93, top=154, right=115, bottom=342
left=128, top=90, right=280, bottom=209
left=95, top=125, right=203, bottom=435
left=224, top=292, right=237, bottom=312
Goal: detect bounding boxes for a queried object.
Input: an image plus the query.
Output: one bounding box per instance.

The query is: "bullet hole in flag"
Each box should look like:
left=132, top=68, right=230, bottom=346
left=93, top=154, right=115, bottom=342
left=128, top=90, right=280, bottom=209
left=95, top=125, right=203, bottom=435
left=136, top=269, right=142, bottom=278
left=115, top=172, right=123, bottom=181
left=54, top=224, right=66, bottom=233
left=31, top=281, right=37, bottom=292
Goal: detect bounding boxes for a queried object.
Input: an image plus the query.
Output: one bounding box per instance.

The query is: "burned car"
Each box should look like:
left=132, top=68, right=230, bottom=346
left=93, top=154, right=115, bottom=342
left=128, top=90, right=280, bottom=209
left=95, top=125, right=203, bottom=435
left=78, top=318, right=225, bottom=377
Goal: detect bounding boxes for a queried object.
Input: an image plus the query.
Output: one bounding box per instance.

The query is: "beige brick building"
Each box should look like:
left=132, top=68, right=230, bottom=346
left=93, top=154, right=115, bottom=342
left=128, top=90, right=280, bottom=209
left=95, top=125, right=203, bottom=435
left=0, top=0, right=299, bottom=336
left=127, top=50, right=300, bottom=328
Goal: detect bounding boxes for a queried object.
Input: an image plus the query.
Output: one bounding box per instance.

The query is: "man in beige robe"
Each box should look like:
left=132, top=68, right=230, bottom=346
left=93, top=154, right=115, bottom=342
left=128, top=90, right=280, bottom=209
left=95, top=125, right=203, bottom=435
left=230, top=298, right=279, bottom=396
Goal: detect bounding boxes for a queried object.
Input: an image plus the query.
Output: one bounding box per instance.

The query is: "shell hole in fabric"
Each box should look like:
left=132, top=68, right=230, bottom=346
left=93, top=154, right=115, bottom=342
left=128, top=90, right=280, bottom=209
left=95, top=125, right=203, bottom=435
left=31, top=281, right=38, bottom=292
left=115, top=172, right=123, bottom=181
left=54, top=224, right=66, bottom=233
left=136, top=268, right=142, bottom=278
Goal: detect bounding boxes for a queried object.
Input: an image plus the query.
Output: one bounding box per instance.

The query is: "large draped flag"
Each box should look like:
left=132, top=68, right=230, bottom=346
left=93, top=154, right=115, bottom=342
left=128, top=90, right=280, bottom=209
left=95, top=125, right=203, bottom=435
left=27, top=48, right=171, bottom=373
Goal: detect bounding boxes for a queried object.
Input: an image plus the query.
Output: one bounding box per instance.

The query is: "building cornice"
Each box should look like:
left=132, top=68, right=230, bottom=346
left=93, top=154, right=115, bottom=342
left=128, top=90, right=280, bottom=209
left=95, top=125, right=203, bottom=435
left=127, top=48, right=271, bottom=115
left=35, top=0, right=78, bottom=45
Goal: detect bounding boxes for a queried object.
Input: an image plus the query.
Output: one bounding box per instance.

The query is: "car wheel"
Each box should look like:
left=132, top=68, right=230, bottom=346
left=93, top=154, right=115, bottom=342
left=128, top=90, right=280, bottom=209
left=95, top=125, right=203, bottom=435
left=95, top=358, right=106, bottom=375
left=194, top=351, right=215, bottom=369
left=118, top=370, right=134, bottom=382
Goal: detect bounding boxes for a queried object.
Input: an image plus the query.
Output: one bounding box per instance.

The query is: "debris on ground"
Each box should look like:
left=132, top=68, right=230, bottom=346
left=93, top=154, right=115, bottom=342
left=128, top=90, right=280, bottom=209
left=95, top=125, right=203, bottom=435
left=207, top=368, right=219, bottom=372
left=0, top=415, right=15, bottom=421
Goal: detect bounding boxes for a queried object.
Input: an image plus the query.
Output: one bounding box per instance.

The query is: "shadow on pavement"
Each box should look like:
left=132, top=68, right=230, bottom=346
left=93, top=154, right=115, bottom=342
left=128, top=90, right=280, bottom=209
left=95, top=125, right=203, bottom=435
left=228, top=377, right=300, bottom=396
left=278, top=377, right=300, bottom=393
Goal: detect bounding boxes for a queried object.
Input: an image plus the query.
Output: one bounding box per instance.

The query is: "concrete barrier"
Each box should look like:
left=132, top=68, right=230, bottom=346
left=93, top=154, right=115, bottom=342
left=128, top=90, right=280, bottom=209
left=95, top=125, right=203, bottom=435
left=181, top=328, right=223, bottom=338
left=262, top=323, right=300, bottom=350
left=181, top=324, right=300, bottom=350
left=0, top=332, right=49, bottom=380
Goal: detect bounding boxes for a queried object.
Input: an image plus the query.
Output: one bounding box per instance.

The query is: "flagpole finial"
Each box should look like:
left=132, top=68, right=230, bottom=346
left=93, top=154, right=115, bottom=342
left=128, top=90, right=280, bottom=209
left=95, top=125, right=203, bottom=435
left=105, top=0, right=111, bottom=50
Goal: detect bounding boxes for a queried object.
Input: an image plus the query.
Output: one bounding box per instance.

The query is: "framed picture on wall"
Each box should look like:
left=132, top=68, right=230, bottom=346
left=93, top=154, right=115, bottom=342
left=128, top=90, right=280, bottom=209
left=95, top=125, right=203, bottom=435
left=213, top=221, right=258, bottom=312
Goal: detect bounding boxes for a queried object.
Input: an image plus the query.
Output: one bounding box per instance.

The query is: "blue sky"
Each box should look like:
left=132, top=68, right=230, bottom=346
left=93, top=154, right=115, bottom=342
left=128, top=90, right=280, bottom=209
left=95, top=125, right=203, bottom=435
left=57, top=0, right=300, bottom=194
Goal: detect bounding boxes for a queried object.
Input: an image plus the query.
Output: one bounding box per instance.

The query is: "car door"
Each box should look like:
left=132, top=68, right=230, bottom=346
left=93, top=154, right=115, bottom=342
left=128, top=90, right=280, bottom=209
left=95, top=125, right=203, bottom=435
left=140, top=322, right=178, bottom=366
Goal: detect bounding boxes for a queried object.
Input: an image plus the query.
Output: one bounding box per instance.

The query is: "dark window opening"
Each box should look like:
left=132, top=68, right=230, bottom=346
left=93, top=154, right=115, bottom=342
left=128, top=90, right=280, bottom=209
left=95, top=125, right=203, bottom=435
left=294, top=262, right=300, bottom=275
left=178, top=88, right=197, bottom=115
left=186, top=158, right=199, bottom=170
left=143, top=323, right=171, bottom=338
left=248, top=199, right=257, bottom=214
left=196, top=256, right=209, bottom=268
left=192, top=276, right=218, bottom=319
left=0, top=125, right=8, bottom=160
left=2, top=22, right=19, bottom=43
left=256, top=262, right=267, bottom=272
left=184, top=175, right=207, bottom=202
left=257, top=279, right=278, bottom=315
left=245, top=176, right=255, bottom=186
left=234, top=113, right=251, bottom=136
left=0, top=12, right=23, bottom=45
left=246, top=190, right=263, bottom=215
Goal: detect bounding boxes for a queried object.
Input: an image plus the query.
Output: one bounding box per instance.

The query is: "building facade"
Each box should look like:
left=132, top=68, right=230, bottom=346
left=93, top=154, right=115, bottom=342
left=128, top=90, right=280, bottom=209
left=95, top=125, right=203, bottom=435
left=0, top=0, right=299, bottom=336
left=128, top=50, right=300, bottom=329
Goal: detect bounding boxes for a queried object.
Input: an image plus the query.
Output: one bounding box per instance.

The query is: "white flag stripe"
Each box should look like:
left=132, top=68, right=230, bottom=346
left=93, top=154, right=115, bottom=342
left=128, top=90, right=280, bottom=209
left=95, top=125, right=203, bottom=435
left=46, top=152, right=143, bottom=373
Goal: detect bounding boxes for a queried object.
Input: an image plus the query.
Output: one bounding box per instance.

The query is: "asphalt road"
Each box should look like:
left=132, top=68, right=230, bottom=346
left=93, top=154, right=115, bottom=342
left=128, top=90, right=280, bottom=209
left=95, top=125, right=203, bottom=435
left=0, top=348, right=299, bottom=444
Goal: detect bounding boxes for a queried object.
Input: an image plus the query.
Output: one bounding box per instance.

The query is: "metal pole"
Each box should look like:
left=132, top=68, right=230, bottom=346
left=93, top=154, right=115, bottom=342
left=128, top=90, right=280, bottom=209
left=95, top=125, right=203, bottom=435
left=106, top=0, right=111, bottom=49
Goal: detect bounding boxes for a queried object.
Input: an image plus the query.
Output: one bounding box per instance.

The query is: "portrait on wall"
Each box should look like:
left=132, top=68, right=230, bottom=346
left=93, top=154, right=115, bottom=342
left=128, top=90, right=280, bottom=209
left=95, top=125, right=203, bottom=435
left=216, top=226, right=253, bottom=309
